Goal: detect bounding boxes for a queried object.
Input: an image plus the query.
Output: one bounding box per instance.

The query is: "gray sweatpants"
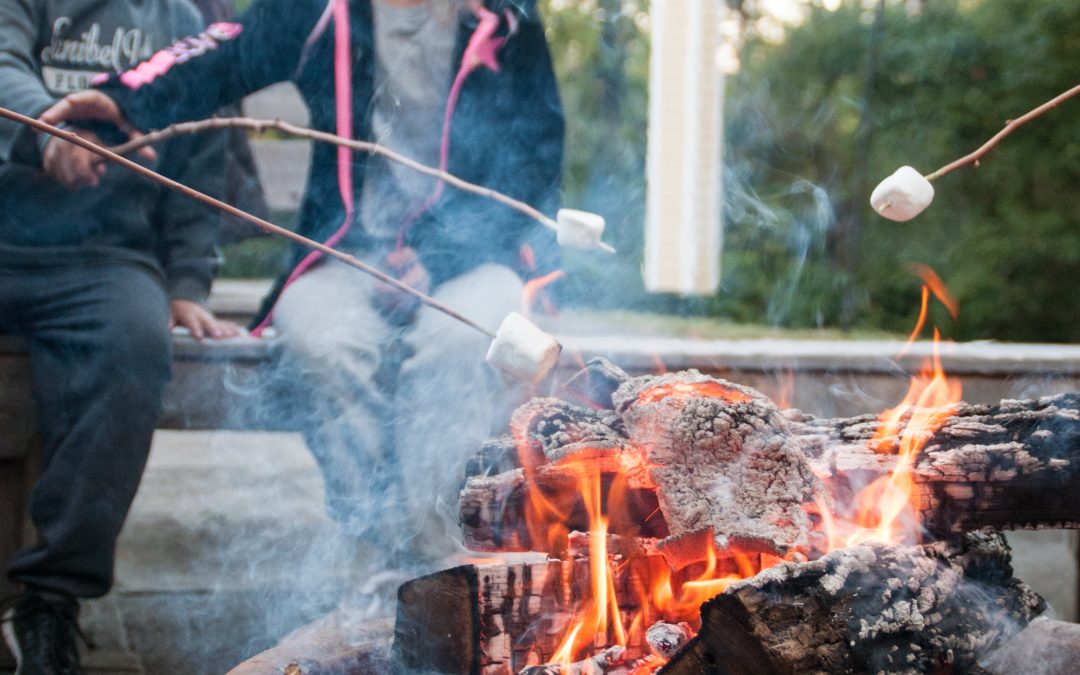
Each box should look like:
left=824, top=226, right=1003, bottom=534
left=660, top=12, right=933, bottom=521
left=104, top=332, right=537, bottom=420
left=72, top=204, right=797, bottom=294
left=273, top=260, right=524, bottom=571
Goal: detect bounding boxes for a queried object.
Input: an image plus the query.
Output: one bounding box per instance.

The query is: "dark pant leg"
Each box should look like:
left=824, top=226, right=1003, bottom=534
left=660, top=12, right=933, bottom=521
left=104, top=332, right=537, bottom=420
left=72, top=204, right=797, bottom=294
left=1, top=261, right=171, bottom=599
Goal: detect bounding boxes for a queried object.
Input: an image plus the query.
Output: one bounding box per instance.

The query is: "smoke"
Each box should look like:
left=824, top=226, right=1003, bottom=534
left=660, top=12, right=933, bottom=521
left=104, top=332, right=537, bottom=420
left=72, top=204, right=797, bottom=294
left=719, top=148, right=839, bottom=329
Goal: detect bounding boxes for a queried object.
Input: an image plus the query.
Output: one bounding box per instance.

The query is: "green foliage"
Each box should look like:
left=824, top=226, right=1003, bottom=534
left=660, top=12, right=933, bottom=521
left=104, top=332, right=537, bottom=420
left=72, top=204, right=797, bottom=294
left=722, top=0, right=1080, bottom=341
left=539, top=0, right=663, bottom=311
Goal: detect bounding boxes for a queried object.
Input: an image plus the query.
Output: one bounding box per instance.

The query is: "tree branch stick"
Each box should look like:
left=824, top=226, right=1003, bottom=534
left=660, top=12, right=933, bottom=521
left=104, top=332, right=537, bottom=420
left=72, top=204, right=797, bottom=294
left=925, top=82, right=1080, bottom=181
left=109, top=115, right=564, bottom=234
left=0, top=106, right=496, bottom=339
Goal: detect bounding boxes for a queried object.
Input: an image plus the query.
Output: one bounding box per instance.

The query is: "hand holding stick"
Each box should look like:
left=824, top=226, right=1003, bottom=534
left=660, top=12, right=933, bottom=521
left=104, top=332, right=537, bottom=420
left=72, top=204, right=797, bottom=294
left=2, top=105, right=569, bottom=382
left=0, top=106, right=496, bottom=339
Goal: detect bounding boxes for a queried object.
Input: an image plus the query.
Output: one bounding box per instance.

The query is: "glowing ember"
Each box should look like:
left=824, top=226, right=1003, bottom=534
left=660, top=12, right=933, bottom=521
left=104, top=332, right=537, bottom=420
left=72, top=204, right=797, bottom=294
left=634, top=380, right=751, bottom=406
left=522, top=269, right=566, bottom=317
left=503, top=266, right=965, bottom=671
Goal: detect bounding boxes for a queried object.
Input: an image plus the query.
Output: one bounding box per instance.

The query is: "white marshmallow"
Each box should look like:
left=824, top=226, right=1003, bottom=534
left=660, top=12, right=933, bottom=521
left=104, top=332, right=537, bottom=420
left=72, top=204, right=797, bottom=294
left=870, top=166, right=935, bottom=222
left=485, top=312, right=562, bottom=383
left=556, top=208, right=606, bottom=249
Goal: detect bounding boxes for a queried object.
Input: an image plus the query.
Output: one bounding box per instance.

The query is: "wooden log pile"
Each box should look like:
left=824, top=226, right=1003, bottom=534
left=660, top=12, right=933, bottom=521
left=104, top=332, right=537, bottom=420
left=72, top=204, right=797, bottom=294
left=461, top=360, right=1080, bottom=563
left=407, top=360, right=1080, bottom=674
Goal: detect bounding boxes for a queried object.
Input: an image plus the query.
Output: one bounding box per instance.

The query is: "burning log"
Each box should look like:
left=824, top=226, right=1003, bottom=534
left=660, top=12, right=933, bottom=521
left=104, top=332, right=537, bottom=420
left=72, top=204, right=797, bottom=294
left=462, top=368, right=825, bottom=561
left=661, top=531, right=1044, bottom=675
left=791, top=392, right=1080, bottom=535
left=461, top=363, right=1080, bottom=558
left=392, top=556, right=669, bottom=674
left=611, top=372, right=823, bottom=558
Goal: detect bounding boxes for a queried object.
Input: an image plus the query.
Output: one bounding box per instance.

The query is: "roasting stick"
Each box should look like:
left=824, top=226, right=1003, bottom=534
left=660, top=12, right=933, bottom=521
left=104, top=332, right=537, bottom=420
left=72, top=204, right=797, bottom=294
left=108, top=116, right=617, bottom=254
left=872, top=81, right=1080, bottom=222
left=0, top=106, right=496, bottom=340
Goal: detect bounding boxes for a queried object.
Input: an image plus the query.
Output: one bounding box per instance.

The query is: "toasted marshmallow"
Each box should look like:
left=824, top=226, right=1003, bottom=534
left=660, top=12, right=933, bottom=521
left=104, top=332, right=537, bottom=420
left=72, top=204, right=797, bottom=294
left=485, top=312, right=562, bottom=383
left=556, top=208, right=606, bottom=249
left=870, top=166, right=935, bottom=222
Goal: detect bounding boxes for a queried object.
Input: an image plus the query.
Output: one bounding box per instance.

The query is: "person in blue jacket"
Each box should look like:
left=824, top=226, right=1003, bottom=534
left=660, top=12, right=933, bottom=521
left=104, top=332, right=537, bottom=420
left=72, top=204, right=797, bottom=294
left=44, top=0, right=565, bottom=582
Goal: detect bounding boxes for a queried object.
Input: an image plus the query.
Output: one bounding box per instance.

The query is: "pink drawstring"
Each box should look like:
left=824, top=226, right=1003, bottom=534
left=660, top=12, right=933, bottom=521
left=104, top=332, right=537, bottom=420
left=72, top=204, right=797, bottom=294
left=254, top=1, right=511, bottom=334
left=395, top=3, right=508, bottom=249
left=252, top=0, right=355, bottom=336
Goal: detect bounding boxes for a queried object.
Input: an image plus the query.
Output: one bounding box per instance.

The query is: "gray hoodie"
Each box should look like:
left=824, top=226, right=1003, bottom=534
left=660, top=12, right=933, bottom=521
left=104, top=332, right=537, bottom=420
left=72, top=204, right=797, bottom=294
left=0, top=0, right=226, bottom=302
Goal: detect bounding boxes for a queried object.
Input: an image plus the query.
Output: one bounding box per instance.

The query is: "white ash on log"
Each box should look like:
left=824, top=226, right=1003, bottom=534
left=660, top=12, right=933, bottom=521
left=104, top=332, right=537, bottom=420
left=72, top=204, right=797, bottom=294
left=789, top=393, right=1080, bottom=534
left=661, top=531, right=1044, bottom=675
left=509, top=397, right=630, bottom=467
left=519, top=645, right=626, bottom=675
left=612, top=372, right=823, bottom=559
left=645, top=621, right=694, bottom=660
left=462, top=363, right=1080, bottom=558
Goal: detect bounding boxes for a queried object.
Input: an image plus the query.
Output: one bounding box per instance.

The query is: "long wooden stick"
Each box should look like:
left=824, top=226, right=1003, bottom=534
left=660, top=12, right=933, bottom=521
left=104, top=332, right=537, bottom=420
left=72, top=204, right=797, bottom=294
left=925, top=82, right=1080, bottom=181
left=0, top=106, right=496, bottom=339
left=109, top=116, right=616, bottom=254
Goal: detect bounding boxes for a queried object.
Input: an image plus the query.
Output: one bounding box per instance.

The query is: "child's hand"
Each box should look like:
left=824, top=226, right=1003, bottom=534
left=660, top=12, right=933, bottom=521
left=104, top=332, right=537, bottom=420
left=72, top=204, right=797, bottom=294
left=42, top=129, right=108, bottom=190
left=169, top=299, right=243, bottom=340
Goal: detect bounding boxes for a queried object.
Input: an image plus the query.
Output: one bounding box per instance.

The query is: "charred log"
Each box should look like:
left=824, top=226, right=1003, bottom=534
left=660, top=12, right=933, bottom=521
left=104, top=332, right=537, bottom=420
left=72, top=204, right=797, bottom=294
left=793, top=393, right=1080, bottom=533
left=559, top=357, right=630, bottom=410
left=392, top=557, right=662, bottom=674
left=662, top=531, right=1044, bottom=675
left=462, top=370, right=1080, bottom=555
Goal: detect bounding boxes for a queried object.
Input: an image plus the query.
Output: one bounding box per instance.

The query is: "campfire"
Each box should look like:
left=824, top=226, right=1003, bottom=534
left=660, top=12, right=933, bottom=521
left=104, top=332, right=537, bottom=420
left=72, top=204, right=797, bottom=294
left=393, top=334, right=1079, bottom=672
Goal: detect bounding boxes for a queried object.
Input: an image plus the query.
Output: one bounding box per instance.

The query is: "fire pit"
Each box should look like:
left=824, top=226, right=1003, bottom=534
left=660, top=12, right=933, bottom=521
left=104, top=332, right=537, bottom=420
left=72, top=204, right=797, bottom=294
left=392, top=356, right=1079, bottom=674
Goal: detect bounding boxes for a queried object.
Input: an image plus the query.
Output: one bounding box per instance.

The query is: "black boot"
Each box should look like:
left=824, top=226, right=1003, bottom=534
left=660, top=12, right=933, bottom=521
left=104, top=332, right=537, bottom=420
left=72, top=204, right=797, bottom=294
left=1, top=591, right=84, bottom=675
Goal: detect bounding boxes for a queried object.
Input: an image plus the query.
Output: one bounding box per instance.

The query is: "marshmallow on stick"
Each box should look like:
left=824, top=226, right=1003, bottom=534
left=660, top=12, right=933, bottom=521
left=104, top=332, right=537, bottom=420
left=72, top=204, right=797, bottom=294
left=870, top=166, right=935, bottom=222
left=556, top=208, right=605, bottom=248
left=485, top=312, right=562, bottom=383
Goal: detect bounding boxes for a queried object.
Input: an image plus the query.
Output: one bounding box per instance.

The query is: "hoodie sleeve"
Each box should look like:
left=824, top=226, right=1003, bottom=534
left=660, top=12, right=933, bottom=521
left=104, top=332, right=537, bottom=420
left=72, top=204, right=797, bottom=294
left=97, top=0, right=325, bottom=132
left=0, top=0, right=55, bottom=165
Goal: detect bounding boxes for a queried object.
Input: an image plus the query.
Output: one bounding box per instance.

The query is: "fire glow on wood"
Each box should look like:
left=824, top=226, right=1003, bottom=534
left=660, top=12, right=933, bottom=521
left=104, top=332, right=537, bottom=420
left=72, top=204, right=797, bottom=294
left=513, top=284, right=964, bottom=671
left=384, top=275, right=1062, bottom=674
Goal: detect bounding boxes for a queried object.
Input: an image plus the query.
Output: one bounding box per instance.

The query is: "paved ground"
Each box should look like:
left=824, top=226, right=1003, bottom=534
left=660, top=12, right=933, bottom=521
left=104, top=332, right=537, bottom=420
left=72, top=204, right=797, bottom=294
left=78, top=431, right=373, bottom=674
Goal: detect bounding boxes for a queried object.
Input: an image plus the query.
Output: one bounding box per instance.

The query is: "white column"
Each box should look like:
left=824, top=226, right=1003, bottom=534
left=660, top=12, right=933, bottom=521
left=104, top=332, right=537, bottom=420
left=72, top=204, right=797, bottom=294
left=644, top=0, right=724, bottom=295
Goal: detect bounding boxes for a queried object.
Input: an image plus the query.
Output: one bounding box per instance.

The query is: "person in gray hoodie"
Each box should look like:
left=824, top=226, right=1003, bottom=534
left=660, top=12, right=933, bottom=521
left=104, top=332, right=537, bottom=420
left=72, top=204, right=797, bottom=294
left=0, top=1, right=238, bottom=672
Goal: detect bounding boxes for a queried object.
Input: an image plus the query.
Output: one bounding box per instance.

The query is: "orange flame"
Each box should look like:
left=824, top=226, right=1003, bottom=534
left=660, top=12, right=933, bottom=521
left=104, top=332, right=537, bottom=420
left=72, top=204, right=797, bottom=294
left=551, top=461, right=627, bottom=664
left=522, top=270, right=566, bottom=317
left=845, top=329, right=961, bottom=546
left=819, top=267, right=963, bottom=549
left=509, top=266, right=962, bottom=670
left=911, top=263, right=959, bottom=319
